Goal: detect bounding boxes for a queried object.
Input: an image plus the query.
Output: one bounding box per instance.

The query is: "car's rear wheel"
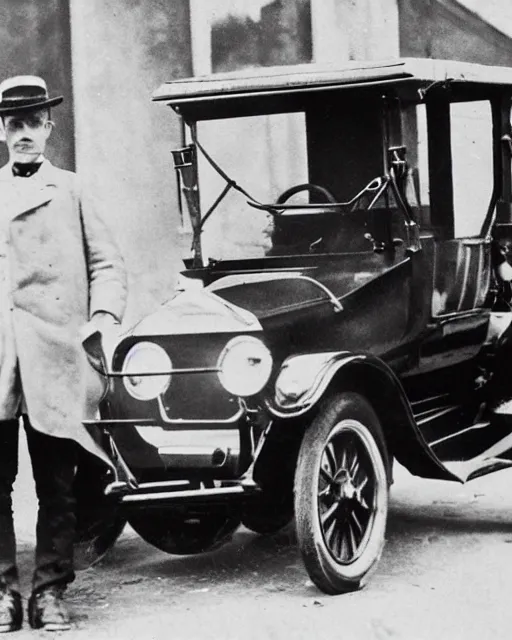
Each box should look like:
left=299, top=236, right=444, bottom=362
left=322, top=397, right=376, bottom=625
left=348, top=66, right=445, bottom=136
left=128, top=510, right=241, bottom=555
left=294, top=392, right=389, bottom=595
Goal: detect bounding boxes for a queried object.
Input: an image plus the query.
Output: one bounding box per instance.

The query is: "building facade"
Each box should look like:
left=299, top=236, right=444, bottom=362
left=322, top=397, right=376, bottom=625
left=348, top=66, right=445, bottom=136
left=0, top=0, right=511, bottom=321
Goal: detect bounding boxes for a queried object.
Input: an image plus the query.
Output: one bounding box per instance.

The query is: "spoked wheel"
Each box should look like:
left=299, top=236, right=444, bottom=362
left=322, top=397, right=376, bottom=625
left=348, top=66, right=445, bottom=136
left=294, top=392, right=389, bottom=595
left=128, top=510, right=241, bottom=555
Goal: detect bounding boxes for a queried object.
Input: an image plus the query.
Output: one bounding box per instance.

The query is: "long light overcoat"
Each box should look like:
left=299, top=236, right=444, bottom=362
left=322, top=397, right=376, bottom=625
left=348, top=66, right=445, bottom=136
left=0, top=160, right=127, bottom=463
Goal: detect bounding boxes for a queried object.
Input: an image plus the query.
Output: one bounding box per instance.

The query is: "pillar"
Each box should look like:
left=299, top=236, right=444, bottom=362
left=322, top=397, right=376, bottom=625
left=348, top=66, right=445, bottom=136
left=69, top=0, right=192, bottom=323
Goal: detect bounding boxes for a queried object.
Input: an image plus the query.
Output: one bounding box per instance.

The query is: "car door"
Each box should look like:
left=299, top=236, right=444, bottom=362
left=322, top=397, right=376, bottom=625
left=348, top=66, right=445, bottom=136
left=419, top=236, right=491, bottom=372
left=417, top=99, right=494, bottom=374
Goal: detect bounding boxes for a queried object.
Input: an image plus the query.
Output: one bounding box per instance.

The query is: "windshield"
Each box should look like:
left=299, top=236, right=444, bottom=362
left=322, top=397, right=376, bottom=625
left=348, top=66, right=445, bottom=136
left=176, top=113, right=416, bottom=264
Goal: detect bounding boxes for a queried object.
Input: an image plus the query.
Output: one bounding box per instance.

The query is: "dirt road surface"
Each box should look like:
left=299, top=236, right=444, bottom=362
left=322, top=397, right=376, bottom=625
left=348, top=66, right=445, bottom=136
left=11, top=431, right=512, bottom=640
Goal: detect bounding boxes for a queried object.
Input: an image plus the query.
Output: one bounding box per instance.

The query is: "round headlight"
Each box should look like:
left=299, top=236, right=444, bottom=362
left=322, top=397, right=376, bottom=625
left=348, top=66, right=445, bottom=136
left=122, top=342, right=172, bottom=401
left=217, top=336, right=272, bottom=397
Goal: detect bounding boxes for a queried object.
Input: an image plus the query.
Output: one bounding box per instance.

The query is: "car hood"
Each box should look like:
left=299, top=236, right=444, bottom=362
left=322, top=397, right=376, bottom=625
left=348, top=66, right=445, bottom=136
left=129, top=288, right=262, bottom=336
left=205, top=271, right=353, bottom=320
left=126, top=260, right=401, bottom=337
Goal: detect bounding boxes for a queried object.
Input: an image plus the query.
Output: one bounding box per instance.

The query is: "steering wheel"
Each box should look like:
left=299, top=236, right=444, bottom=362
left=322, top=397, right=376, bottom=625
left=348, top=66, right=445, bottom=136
left=270, top=184, right=338, bottom=255
left=276, top=183, right=338, bottom=207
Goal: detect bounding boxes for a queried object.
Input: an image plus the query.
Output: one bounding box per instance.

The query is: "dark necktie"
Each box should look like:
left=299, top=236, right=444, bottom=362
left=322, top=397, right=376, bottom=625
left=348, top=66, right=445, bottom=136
left=12, top=162, right=43, bottom=178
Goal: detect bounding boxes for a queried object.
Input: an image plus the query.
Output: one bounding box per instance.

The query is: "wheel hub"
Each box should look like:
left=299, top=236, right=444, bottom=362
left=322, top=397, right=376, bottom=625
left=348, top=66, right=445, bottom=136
left=331, top=468, right=358, bottom=503
left=316, top=427, right=380, bottom=565
left=295, top=405, right=389, bottom=594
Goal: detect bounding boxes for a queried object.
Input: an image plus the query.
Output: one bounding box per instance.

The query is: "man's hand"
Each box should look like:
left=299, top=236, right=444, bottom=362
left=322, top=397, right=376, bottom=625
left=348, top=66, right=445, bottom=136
left=89, top=311, right=120, bottom=332
left=82, top=312, right=122, bottom=371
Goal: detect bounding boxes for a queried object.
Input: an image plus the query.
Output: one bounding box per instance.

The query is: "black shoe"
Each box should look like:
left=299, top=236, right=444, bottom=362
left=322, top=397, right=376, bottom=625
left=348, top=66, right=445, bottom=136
left=0, top=588, right=22, bottom=633
left=28, top=586, right=71, bottom=632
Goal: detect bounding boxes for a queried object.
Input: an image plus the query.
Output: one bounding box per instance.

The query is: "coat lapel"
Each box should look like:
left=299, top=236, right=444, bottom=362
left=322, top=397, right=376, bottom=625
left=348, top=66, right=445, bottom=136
left=0, top=159, right=56, bottom=223
left=32, top=159, right=60, bottom=186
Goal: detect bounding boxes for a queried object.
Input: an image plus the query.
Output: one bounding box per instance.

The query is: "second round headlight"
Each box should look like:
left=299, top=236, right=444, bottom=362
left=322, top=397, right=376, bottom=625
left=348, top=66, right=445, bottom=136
left=122, top=342, right=172, bottom=401
left=217, top=335, right=273, bottom=397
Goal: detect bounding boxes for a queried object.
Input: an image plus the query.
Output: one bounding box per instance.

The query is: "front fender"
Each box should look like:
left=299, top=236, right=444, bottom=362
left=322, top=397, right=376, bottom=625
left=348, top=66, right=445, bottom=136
left=269, top=351, right=361, bottom=416
left=267, top=352, right=459, bottom=482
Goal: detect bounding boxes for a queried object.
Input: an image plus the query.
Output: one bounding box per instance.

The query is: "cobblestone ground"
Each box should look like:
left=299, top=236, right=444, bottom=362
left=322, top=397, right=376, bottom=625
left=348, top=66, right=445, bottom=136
left=11, top=431, right=512, bottom=640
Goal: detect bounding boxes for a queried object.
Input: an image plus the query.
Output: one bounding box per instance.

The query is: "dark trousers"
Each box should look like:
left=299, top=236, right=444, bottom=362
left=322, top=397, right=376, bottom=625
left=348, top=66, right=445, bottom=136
left=0, top=416, right=77, bottom=593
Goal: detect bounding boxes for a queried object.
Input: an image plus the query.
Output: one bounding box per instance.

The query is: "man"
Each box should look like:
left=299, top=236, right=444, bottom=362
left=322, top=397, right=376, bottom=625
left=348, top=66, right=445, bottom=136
left=0, top=76, right=126, bottom=632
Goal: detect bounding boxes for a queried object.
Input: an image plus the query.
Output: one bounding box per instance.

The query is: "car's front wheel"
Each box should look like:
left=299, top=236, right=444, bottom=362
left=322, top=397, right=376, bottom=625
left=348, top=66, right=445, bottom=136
left=294, top=392, right=389, bottom=595
left=73, top=454, right=126, bottom=570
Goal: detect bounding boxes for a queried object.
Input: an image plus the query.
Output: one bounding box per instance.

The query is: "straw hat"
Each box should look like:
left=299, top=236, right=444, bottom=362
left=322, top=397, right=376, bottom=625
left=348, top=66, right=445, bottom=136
left=0, top=75, right=63, bottom=115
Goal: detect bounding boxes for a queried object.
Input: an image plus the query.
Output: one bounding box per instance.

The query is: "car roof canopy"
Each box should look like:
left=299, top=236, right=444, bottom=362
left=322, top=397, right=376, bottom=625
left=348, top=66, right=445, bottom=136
left=153, top=58, right=512, bottom=120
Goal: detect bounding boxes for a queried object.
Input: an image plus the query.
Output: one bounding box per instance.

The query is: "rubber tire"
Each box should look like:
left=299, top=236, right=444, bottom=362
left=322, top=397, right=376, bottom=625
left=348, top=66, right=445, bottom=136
left=74, top=514, right=126, bottom=570
left=294, top=392, right=389, bottom=595
left=73, top=456, right=126, bottom=570
left=128, top=511, right=241, bottom=555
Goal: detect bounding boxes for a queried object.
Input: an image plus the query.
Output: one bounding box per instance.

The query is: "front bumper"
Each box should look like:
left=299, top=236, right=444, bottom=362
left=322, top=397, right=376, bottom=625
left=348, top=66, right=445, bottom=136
left=105, top=477, right=260, bottom=508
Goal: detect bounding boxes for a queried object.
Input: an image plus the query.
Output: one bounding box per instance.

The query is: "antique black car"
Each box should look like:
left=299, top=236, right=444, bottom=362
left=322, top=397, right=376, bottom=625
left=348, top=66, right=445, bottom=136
left=80, top=58, right=512, bottom=595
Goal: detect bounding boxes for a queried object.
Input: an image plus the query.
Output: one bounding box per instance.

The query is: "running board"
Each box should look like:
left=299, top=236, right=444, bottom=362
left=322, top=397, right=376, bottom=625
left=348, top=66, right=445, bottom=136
left=429, top=421, right=490, bottom=448
left=416, top=404, right=458, bottom=426
left=443, top=425, right=512, bottom=482
left=444, top=457, right=512, bottom=483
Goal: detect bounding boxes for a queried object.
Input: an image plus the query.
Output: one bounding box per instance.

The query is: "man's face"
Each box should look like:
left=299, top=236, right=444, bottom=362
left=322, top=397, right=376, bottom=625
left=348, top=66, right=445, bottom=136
left=1, top=109, right=52, bottom=163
